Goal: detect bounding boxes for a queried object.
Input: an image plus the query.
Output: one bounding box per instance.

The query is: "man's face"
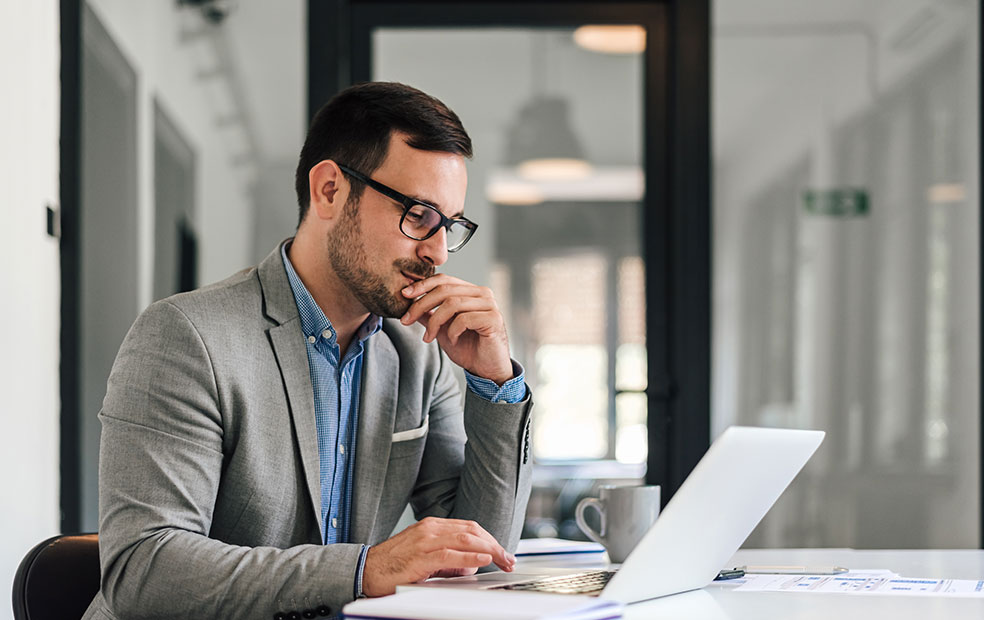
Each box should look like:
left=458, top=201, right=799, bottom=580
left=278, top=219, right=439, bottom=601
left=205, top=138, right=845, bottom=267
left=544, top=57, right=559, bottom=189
left=325, top=133, right=468, bottom=318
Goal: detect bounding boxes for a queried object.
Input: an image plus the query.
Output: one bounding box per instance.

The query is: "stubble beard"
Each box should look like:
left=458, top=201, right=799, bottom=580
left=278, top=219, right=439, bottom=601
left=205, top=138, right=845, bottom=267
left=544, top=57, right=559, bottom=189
left=326, top=199, right=435, bottom=318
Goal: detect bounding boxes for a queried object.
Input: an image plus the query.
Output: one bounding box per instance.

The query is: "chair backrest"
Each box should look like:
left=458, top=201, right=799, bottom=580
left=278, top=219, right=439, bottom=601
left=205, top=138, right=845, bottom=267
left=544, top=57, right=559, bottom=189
left=12, top=533, right=100, bottom=620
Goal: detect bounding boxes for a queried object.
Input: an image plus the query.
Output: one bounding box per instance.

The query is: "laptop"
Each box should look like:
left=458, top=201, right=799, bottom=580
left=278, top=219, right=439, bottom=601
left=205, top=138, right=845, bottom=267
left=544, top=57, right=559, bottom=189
left=407, top=426, right=824, bottom=605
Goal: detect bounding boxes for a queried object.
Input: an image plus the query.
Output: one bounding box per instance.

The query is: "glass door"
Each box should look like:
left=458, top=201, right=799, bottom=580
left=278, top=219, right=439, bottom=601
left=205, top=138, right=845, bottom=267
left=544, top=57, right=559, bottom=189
left=335, top=1, right=670, bottom=539
left=712, top=0, right=980, bottom=548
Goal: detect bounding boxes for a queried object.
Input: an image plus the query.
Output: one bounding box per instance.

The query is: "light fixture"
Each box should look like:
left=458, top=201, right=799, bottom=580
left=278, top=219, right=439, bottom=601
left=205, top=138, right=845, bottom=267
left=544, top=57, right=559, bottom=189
left=573, top=25, right=646, bottom=55
left=500, top=33, right=593, bottom=184
left=927, top=183, right=966, bottom=203
left=485, top=180, right=545, bottom=206
left=487, top=167, right=644, bottom=205
left=505, top=96, right=591, bottom=181
left=517, top=158, right=592, bottom=181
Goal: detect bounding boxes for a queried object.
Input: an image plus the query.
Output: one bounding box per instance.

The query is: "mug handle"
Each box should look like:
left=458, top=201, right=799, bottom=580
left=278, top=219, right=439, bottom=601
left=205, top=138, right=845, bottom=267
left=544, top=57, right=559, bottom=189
left=575, top=497, right=606, bottom=545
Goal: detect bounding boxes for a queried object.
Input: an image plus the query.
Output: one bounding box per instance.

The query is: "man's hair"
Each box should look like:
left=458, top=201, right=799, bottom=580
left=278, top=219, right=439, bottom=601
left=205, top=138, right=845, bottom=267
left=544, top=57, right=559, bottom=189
left=294, top=82, right=473, bottom=227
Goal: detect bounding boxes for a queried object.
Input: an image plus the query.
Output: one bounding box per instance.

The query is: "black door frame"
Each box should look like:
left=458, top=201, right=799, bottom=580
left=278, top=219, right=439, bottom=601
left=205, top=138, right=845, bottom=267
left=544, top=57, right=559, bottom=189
left=308, top=0, right=711, bottom=504
left=60, top=0, right=83, bottom=533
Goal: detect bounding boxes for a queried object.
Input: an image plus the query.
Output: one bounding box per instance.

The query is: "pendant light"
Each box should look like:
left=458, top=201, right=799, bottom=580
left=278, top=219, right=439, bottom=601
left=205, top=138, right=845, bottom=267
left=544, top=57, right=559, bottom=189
left=504, top=32, right=591, bottom=182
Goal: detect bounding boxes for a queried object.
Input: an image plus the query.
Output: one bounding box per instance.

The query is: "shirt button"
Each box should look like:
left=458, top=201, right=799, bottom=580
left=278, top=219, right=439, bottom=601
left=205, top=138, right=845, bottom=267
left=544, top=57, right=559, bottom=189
left=323, top=329, right=332, bottom=339
left=339, top=445, right=345, bottom=454
left=331, top=518, right=338, bottom=529
left=307, top=335, right=316, bottom=344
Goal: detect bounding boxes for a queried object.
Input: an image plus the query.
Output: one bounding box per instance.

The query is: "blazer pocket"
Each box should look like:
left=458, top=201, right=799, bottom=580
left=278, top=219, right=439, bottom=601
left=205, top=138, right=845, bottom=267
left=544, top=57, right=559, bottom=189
left=391, top=414, right=429, bottom=443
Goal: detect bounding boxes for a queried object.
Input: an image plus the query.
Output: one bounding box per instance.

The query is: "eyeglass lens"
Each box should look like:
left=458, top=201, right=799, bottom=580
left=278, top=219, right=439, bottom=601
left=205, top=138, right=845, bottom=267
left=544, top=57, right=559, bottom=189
left=401, top=204, right=470, bottom=250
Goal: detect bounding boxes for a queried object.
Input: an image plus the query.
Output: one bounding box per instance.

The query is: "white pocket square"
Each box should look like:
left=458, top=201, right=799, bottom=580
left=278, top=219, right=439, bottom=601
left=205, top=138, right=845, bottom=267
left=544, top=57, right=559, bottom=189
left=391, top=415, right=429, bottom=442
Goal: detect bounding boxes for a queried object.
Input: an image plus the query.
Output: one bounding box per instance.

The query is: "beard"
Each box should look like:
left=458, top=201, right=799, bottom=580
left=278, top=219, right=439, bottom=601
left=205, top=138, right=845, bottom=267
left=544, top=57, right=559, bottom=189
left=326, top=199, right=435, bottom=318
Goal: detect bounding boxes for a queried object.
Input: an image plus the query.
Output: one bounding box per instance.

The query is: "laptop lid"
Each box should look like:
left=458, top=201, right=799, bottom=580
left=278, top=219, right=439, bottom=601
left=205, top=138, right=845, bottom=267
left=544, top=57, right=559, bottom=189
left=600, top=426, right=824, bottom=603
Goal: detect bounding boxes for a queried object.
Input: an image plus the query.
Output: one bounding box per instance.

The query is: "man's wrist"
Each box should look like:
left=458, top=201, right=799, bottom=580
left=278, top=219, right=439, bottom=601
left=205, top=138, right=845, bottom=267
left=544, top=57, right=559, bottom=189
left=465, top=361, right=526, bottom=404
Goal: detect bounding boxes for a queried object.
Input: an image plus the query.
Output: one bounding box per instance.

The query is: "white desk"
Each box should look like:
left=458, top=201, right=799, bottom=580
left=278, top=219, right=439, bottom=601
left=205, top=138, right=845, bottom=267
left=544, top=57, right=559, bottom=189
left=514, top=548, right=984, bottom=619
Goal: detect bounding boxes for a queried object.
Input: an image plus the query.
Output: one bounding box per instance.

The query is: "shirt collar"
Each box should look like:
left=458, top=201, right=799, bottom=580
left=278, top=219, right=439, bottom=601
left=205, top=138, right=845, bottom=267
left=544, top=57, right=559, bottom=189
left=281, top=240, right=382, bottom=345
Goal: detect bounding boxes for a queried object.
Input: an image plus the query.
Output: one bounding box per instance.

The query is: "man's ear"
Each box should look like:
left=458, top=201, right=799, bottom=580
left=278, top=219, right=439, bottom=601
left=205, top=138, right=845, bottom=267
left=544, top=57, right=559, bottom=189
left=308, top=160, right=347, bottom=221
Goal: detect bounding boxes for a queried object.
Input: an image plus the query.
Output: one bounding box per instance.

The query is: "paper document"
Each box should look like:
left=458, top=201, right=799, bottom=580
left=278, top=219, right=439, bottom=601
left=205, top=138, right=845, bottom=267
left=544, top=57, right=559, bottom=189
left=734, top=571, right=984, bottom=597
left=516, top=538, right=606, bottom=556
left=342, top=589, right=623, bottom=620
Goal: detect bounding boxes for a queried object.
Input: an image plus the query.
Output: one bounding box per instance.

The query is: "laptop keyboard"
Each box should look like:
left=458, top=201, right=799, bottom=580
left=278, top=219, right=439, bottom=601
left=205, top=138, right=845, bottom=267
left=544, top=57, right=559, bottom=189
left=490, top=570, right=617, bottom=595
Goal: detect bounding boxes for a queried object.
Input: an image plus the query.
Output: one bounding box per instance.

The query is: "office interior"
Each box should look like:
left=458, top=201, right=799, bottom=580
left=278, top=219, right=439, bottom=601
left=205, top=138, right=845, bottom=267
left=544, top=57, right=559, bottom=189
left=2, top=0, right=980, bottom=614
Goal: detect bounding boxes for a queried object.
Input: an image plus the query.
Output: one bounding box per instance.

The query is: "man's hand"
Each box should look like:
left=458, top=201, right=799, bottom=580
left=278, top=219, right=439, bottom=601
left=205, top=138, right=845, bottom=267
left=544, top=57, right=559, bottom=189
left=400, top=274, right=513, bottom=385
left=361, top=517, right=516, bottom=597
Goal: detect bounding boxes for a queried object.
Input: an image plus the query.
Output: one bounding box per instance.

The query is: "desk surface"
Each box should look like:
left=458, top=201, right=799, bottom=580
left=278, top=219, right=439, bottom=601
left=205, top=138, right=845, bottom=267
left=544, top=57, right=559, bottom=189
left=515, top=548, right=984, bottom=619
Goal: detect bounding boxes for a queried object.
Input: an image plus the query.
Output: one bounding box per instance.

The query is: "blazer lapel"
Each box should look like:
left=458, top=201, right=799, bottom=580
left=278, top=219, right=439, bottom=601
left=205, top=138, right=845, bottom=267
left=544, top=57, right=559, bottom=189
left=268, top=322, right=323, bottom=534
left=351, top=330, right=399, bottom=543
left=258, top=243, right=323, bottom=535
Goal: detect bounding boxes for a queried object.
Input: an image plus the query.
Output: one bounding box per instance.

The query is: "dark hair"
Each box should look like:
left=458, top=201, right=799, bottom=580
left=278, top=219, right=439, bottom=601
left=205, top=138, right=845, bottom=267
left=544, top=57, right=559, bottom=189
left=294, top=82, right=473, bottom=227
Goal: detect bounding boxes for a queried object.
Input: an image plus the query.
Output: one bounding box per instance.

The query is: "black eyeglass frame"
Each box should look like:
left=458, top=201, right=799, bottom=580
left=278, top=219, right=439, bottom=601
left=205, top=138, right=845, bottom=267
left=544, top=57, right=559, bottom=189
left=337, top=164, right=478, bottom=252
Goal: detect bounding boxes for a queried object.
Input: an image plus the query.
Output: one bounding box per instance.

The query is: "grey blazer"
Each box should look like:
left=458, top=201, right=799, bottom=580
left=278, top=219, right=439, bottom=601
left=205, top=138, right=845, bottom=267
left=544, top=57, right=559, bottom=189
left=82, top=245, right=534, bottom=620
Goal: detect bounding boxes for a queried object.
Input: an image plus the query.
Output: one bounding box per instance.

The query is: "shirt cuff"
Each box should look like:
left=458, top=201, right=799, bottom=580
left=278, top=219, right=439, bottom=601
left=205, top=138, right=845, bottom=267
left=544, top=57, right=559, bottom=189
left=354, top=544, right=370, bottom=599
left=465, top=360, right=526, bottom=404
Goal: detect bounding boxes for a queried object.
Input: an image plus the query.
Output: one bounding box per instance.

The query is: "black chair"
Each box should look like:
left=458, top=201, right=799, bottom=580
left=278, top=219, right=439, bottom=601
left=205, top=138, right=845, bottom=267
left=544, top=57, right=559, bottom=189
left=12, top=533, right=100, bottom=620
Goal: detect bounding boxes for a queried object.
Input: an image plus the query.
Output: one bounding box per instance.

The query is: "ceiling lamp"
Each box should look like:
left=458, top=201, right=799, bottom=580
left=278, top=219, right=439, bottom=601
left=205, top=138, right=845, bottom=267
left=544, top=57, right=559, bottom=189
left=927, top=183, right=966, bottom=204
left=506, top=96, right=591, bottom=181
left=573, top=25, right=646, bottom=55
left=485, top=179, right=545, bottom=205
left=517, top=158, right=592, bottom=181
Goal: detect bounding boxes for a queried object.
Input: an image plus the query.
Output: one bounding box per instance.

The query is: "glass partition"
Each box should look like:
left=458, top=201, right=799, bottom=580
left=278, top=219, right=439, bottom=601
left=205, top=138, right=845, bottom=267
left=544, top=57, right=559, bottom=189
left=713, top=0, right=980, bottom=548
left=373, top=27, right=646, bottom=537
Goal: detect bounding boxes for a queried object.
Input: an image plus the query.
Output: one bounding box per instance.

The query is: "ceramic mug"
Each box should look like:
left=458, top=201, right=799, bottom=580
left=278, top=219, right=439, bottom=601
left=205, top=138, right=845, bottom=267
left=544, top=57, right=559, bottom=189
left=575, top=484, right=661, bottom=563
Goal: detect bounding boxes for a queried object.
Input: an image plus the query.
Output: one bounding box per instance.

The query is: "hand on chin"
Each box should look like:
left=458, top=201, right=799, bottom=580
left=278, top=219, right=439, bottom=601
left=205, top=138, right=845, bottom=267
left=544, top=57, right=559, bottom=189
left=399, top=273, right=514, bottom=385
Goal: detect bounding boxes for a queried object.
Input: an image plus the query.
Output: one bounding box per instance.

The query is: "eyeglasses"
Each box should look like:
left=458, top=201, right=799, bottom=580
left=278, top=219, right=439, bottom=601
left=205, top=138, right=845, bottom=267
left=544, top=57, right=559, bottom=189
left=338, top=164, right=478, bottom=252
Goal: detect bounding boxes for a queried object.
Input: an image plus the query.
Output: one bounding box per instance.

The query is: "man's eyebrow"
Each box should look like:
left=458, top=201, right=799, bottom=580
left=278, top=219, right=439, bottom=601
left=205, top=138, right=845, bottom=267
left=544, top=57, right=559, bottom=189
left=406, top=193, right=464, bottom=219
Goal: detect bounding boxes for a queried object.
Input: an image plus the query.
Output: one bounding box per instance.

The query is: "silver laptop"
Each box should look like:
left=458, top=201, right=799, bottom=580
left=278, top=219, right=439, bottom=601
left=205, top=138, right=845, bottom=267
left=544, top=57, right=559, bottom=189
left=408, top=426, right=824, bottom=605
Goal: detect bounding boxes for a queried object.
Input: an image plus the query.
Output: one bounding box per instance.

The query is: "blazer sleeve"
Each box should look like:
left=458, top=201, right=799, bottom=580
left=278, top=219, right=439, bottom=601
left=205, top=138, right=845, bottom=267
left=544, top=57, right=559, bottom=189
left=96, top=300, right=361, bottom=619
left=409, top=348, right=534, bottom=553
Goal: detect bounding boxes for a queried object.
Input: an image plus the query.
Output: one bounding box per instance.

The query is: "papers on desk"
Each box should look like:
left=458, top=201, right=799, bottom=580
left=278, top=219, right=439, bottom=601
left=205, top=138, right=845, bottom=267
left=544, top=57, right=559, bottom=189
left=342, top=589, right=623, bottom=620
left=516, top=538, right=606, bottom=557
left=733, top=570, right=984, bottom=598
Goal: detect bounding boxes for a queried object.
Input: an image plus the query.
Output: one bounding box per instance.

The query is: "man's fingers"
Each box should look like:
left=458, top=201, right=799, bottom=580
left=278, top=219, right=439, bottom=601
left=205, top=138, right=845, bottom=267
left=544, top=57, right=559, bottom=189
left=400, top=283, right=482, bottom=324
left=415, top=518, right=515, bottom=569
left=363, top=519, right=517, bottom=596
left=420, top=298, right=491, bottom=343
left=424, top=549, right=493, bottom=570
left=402, top=273, right=466, bottom=297
left=431, top=518, right=508, bottom=554
left=401, top=279, right=495, bottom=319
left=446, top=311, right=500, bottom=346
left=415, top=526, right=505, bottom=562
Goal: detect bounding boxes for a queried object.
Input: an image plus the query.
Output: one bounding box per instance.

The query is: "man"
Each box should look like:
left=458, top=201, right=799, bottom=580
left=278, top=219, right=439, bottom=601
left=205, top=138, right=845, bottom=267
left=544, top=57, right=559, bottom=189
left=83, top=82, right=533, bottom=620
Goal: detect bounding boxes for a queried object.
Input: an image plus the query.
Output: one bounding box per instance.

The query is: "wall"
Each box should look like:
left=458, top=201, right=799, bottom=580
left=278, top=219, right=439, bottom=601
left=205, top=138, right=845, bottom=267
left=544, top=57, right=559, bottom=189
left=0, top=0, right=61, bottom=614
left=74, top=0, right=259, bottom=529
left=86, top=0, right=256, bottom=294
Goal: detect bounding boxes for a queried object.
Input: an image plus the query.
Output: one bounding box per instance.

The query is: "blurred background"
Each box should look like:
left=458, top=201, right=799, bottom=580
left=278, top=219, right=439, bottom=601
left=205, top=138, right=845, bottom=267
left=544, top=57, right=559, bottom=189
left=2, top=0, right=980, bottom=613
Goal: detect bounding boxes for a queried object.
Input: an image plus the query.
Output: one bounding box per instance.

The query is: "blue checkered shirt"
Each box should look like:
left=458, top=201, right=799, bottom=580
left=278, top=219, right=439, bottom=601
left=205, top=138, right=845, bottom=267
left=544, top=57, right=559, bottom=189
left=281, top=242, right=525, bottom=597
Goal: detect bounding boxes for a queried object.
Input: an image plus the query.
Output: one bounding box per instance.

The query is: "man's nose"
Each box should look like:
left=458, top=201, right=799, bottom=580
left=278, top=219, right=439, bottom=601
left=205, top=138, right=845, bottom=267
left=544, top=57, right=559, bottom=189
left=417, top=226, right=449, bottom=267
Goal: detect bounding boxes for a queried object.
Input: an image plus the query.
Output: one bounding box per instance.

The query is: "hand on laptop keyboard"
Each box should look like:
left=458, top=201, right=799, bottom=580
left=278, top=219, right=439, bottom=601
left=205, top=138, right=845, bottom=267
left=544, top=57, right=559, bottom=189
left=363, top=517, right=517, bottom=597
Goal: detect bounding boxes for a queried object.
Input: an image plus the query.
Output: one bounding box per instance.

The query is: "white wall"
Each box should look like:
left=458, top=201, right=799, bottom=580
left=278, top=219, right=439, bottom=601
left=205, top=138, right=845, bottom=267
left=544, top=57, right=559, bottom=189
left=0, top=0, right=61, bottom=614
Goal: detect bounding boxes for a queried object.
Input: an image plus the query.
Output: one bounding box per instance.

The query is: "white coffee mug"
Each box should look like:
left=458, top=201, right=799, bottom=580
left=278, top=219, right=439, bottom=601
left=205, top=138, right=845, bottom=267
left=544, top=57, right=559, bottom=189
left=575, top=484, right=661, bottom=563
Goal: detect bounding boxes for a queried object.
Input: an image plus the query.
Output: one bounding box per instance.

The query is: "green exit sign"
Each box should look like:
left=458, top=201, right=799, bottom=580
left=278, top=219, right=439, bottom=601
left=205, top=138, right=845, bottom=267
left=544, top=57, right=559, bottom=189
left=803, top=188, right=870, bottom=217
